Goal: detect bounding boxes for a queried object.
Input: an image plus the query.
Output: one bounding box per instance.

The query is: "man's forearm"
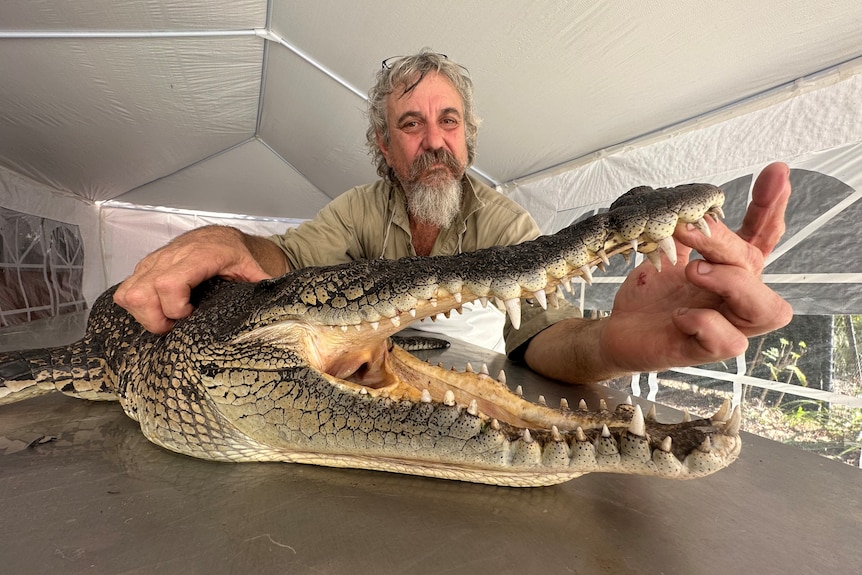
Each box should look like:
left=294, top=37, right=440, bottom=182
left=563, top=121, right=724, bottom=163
left=522, top=317, right=629, bottom=385
left=241, top=233, right=292, bottom=277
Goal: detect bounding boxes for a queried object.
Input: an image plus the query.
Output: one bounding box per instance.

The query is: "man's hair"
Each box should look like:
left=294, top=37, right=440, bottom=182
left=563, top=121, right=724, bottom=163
left=366, top=49, right=480, bottom=182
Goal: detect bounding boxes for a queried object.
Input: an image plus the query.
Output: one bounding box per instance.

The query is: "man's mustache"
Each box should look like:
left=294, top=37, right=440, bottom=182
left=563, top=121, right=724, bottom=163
left=408, top=149, right=462, bottom=179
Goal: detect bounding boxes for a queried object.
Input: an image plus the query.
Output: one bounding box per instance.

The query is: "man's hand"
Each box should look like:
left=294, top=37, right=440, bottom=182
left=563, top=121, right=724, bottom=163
left=525, top=162, right=793, bottom=383
left=113, top=226, right=280, bottom=334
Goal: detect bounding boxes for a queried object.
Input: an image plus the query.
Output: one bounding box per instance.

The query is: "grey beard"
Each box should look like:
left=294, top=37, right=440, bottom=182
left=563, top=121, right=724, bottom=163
left=405, top=178, right=463, bottom=228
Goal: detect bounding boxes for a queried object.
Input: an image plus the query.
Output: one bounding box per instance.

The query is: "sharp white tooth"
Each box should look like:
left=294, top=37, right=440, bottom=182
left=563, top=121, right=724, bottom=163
left=355, top=324, right=362, bottom=331
left=443, top=390, right=456, bottom=406
left=430, top=298, right=438, bottom=307
left=370, top=321, right=379, bottom=331
left=699, top=436, right=712, bottom=452
left=711, top=206, right=726, bottom=220
left=454, top=292, right=462, bottom=303
left=551, top=425, right=563, bottom=442
left=560, top=398, right=570, bottom=410
left=578, top=399, right=588, bottom=411
left=480, top=363, right=490, bottom=375
left=711, top=399, right=731, bottom=423
left=537, top=395, right=547, bottom=406
left=491, top=418, right=501, bottom=430
left=575, top=427, right=588, bottom=442
left=409, top=309, right=416, bottom=317
left=596, top=261, right=606, bottom=273
left=479, top=297, right=489, bottom=308
left=497, top=370, right=507, bottom=385
left=626, top=395, right=633, bottom=405
left=646, top=250, right=663, bottom=271
left=504, top=298, right=522, bottom=330
left=657, top=237, right=678, bottom=266
left=601, top=424, right=611, bottom=438
left=693, top=217, right=712, bottom=238
left=599, top=399, right=608, bottom=411
left=420, top=389, right=432, bottom=403
left=562, top=277, right=573, bottom=293
left=597, top=249, right=610, bottom=266
left=515, top=385, right=523, bottom=397
left=340, top=325, right=348, bottom=332
left=629, top=404, right=646, bottom=437
left=660, top=436, right=673, bottom=452
left=467, top=399, right=479, bottom=416
left=522, top=428, right=534, bottom=443
left=465, top=362, right=474, bottom=373
left=629, top=239, right=639, bottom=252
left=647, top=404, right=658, bottom=421
left=532, top=289, right=548, bottom=310
left=578, top=265, right=593, bottom=285
left=725, top=406, right=742, bottom=436
left=359, top=387, right=368, bottom=395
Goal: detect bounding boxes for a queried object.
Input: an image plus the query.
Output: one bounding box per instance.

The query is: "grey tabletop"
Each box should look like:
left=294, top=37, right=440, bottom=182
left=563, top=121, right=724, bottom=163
left=1, top=320, right=859, bottom=575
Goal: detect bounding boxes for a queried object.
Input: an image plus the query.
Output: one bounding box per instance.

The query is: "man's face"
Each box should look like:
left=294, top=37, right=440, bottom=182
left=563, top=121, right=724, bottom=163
left=376, top=72, right=469, bottom=189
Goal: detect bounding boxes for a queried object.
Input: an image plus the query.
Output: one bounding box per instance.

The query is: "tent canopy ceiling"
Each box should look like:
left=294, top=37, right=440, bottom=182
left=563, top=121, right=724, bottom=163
left=1, top=1, right=861, bottom=219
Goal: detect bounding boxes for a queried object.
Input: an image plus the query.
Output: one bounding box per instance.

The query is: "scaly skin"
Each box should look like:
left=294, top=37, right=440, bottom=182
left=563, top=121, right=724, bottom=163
left=0, top=183, right=741, bottom=487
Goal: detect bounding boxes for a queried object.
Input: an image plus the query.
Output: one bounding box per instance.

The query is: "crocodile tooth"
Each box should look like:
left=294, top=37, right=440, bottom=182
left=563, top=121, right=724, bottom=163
left=532, top=289, right=548, bottom=310
left=497, top=370, right=507, bottom=385
left=559, top=397, right=570, bottom=411
left=625, top=395, right=633, bottom=405
left=629, top=239, right=639, bottom=252
left=596, top=425, right=619, bottom=457
left=711, top=206, right=726, bottom=220
left=682, top=410, right=691, bottom=422
left=551, top=425, right=563, bottom=442
left=430, top=298, right=438, bottom=307
left=698, top=436, right=713, bottom=453
left=514, top=385, right=523, bottom=397
left=599, top=399, right=608, bottom=411
left=561, top=277, right=573, bottom=293
left=340, top=325, right=348, bottom=332
left=467, top=399, right=479, bottom=416
left=359, top=387, right=368, bottom=395
left=454, top=292, right=462, bottom=303
left=578, top=399, right=588, bottom=411
left=408, top=309, right=416, bottom=317
left=578, top=265, right=593, bottom=285
left=628, top=404, right=646, bottom=437
left=522, top=428, right=534, bottom=443
left=443, top=390, right=456, bottom=406
left=711, top=399, right=732, bottom=423
left=657, top=237, right=678, bottom=266
left=646, top=250, right=663, bottom=271
left=601, top=424, right=611, bottom=438
left=547, top=290, right=559, bottom=309
left=354, top=324, right=362, bottom=331
left=390, top=316, right=400, bottom=327
left=724, top=405, right=742, bottom=436
left=646, top=404, right=658, bottom=421
left=479, top=363, right=489, bottom=375
left=503, top=298, right=522, bottom=329
left=596, top=261, right=606, bottom=273
left=597, top=249, right=610, bottom=266
left=575, top=426, right=588, bottom=442
left=660, top=436, right=673, bottom=452
left=537, top=395, right=547, bottom=406
left=465, top=362, right=474, bottom=373
left=420, top=389, right=432, bottom=403
left=692, top=217, right=712, bottom=237
left=490, top=418, right=501, bottom=430
left=370, top=321, right=379, bottom=331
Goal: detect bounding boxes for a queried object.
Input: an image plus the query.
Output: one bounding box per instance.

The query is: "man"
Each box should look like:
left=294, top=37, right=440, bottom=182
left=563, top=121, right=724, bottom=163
left=114, top=50, right=792, bottom=385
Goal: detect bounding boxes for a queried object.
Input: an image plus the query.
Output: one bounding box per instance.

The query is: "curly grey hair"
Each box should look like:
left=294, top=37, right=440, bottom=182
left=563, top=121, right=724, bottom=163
left=366, top=49, right=480, bottom=182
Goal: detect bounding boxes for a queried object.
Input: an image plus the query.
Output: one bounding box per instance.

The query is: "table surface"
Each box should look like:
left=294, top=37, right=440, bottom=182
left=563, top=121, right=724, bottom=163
left=1, top=316, right=860, bottom=575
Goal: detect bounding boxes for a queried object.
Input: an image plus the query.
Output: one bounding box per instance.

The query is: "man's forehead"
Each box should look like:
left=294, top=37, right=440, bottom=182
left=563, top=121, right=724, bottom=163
left=387, top=72, right=464, bottom=114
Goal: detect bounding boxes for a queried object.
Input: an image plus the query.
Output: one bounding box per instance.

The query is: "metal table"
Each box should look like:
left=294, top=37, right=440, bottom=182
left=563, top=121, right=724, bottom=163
left=1, top=317, right=859, bottom=574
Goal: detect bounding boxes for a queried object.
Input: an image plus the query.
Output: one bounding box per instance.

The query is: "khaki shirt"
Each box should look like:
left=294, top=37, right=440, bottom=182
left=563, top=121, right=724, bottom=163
left=269, top=175, right=581, bottom=357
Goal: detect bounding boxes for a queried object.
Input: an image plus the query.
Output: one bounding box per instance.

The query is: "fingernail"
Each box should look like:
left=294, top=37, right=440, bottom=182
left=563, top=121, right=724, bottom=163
left=697, top=260, right=713, bottom=274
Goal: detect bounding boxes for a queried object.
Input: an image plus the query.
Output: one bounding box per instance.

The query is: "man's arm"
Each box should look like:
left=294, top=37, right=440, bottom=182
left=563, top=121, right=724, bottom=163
left=523, top=162, right=793, bottom=384
left=113, top=225, right=291, bottom=334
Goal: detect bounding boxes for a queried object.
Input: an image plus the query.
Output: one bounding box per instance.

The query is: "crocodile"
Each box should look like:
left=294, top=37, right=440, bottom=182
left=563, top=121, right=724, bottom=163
left=0, top=183, right=741, bottom=487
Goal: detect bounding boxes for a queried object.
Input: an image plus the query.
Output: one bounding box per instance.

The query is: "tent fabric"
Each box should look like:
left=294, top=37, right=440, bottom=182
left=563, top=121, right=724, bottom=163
left=1, top=1, right=861, bottom=308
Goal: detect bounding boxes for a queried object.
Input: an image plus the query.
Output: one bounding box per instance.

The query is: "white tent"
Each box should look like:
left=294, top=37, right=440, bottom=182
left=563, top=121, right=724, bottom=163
left=1, top=0, right=861, bottom=317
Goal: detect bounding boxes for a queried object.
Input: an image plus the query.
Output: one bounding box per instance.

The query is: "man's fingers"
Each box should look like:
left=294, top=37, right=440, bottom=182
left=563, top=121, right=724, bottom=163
left=738, top=161, right=791, bottom=257
left=671, top=307, right=750, bottom=363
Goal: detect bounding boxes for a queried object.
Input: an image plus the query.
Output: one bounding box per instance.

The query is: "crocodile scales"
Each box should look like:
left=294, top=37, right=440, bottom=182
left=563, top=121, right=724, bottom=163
left=0, top=183, right=742, bottom=487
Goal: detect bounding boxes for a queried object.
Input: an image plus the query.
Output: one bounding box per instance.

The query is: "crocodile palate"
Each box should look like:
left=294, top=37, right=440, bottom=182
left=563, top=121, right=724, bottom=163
left=0, top=184, right=742, bottom=487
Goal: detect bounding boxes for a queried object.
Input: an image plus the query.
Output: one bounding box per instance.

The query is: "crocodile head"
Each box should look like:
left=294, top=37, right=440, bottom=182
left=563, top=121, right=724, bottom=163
left=0, top=183, right=742, bottom=487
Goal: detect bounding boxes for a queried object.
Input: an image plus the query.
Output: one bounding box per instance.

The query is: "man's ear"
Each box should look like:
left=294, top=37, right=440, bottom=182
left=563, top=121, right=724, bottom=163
left=376, top=131, right=390, bottom=162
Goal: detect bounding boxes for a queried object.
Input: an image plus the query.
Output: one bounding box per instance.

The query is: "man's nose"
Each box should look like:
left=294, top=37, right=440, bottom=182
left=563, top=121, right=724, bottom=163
left=422, top=123, right=445, bottom=150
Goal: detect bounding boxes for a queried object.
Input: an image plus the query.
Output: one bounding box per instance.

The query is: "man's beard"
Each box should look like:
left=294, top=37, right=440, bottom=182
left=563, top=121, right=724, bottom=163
left=400, top=149, right=465, bottom=228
